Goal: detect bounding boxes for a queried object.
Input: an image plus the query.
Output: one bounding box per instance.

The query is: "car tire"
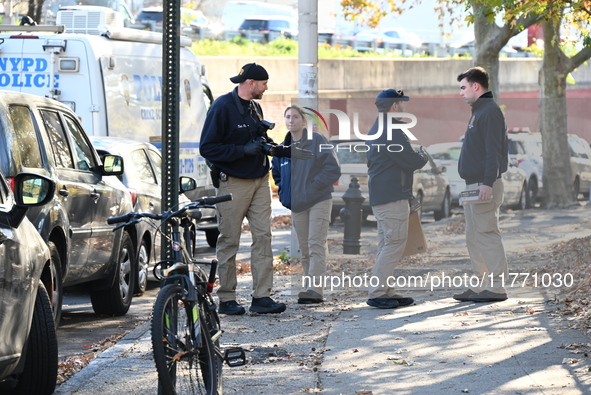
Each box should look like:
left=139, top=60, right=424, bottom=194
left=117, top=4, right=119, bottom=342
left=525, top=178, right=538, bottom=208
left=90, top=231, right=135, bottom=316
left=515, top=182, right=527, bottom=210
left=205, top=228, right=219, bottom=248
left=573, top=177, right=580, bottom=201
left=135, top=238, right=149, bottom=295
left=13, top=282, right=58, bottom=395
left=45, top=241, right=63, bottom=327
left=433, top=190, right=451, bottom=221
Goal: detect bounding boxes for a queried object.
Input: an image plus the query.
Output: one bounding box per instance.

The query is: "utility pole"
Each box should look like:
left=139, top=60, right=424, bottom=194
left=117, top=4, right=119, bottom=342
left=291, top=0, right=319, bottom=260
left=298, top=0, right=318, bottom=110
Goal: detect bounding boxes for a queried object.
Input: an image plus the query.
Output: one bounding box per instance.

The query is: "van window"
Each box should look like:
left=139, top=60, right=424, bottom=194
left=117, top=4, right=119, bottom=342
left=8, top=105, right=43, bottom=169
left=41, top=110, right=75, bottom=169
left=63, top=115, right=97, bottom=172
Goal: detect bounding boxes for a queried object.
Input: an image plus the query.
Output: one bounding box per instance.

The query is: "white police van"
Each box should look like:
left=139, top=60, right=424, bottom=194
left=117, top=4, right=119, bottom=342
left=0, top=6, right=214, bottom=201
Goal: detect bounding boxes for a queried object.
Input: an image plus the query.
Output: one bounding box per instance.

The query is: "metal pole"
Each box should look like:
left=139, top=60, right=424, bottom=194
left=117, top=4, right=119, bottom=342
left=292, top=0, right=319, bottom=258
left=298, top=0, right=318, bottom=111
left=161, top=0, right=181, bottom=262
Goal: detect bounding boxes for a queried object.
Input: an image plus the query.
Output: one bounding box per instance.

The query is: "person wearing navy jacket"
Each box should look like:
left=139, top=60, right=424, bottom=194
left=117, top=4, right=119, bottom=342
left=199, top=63, right=287, bottom=315
left=272, top=105, right=340, bottom=304
left=454, top=66, right=509, bottom=303
left=366, top=89, right=428, bottom=309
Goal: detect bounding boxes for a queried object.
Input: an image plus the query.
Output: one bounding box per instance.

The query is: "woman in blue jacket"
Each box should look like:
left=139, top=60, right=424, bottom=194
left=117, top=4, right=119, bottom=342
left=272, top=105, right=341, bottom=304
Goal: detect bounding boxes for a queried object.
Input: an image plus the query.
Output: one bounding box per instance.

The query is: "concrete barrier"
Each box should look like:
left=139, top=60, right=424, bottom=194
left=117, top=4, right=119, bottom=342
left=200, top=57, right=583, bottom=100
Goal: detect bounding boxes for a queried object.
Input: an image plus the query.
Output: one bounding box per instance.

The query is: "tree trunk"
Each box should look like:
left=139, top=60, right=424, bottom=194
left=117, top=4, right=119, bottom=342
left=472, top=1, right=504, bottom=100
left=539, top=18, right=575, bottom=208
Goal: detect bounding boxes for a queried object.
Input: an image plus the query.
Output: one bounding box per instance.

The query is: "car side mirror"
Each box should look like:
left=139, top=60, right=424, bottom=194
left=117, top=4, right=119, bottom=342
left=102, top=154, right=124, bottom=175
left=180, top=176, right=197, bottom=193
left=5, top=173, right=55, bottom=228
left=14, top=173, right=55, bottom=207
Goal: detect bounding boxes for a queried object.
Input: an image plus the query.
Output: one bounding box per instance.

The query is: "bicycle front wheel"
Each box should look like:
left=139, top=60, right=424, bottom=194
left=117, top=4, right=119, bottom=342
left=151, top=284, right=218, bottom=395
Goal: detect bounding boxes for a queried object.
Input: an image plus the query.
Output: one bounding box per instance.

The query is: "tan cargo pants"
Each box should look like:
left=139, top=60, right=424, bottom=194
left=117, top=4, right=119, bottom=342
left=464, top=178, right=509, bottom=294
left=215, top=174, right=274, bottom=302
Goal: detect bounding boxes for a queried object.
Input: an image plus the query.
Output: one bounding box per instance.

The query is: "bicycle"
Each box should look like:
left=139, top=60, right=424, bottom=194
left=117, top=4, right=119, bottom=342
left=108, top=194, right=246, bottom=395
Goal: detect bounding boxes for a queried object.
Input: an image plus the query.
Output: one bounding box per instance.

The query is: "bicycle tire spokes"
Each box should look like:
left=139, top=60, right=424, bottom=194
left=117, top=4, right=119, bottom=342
left=152, top=284, right=217, bottom=395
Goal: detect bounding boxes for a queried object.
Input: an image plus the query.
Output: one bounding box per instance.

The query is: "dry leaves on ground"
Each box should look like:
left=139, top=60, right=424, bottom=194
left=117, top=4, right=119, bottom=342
left=537, top=236, right=591, bottom=332
left=56, top=332, right=129, bottom=385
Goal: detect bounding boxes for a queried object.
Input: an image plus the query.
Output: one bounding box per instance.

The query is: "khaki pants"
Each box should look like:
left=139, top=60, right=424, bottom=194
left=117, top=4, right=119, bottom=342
left=368, top=199, right=409, bottom=299
left=292, top=199, right=332, bottom=296
left=216, top=174, right=274, bottom=302
left=464, top=178, right=508, bottom=294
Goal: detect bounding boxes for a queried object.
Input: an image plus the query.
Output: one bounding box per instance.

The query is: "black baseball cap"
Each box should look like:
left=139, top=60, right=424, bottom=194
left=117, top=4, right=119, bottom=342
left=229, top=63, right=269, bottom=83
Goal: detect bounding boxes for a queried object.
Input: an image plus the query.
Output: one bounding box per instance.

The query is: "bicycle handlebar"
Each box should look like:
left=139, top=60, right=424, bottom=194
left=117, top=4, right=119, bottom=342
left=107, top=194, right=233, bottom=227
left=200, top=194, right=233, bottom=205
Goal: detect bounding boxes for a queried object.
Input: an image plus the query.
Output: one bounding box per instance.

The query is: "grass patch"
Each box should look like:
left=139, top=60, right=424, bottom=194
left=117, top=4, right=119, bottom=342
left=190, top=37, right=425, bottom=58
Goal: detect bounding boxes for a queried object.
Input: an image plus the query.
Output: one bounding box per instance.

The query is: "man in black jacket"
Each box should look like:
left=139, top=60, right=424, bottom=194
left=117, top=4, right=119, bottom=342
left=454, top=66, right=509, bottom=303
left=366, top=89, right=428, bottom=309
left=200, top=63, right=286, bottom=315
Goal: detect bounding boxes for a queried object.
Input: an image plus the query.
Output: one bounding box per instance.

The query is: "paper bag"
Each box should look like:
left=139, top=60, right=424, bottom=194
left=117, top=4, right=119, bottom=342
left=403, top=211, right=427, bottom=257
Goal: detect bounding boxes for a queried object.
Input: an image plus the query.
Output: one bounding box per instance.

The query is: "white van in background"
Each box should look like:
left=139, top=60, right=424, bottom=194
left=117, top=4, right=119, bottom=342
left=0, top=6, right=215, bottom=200
left=221, top=0, right=296, bottom=31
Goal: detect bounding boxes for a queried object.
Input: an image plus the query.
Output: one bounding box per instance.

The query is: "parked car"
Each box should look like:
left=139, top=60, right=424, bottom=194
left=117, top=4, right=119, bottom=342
left=0, top=172, right=57, bottom=394
left=427, top=141, right=528, bottom=210
left=134, top=6, right=163, bottom=31
left=507, top=130, right=544, bottom=208
left=354, top=27, right=422, bottom=53
left=567, top=134, right=591, bottom=199
left=0, top=91, right=134, bottom=325
left=238, top=15, right=298, bottom=39
left=330, top=140, right=451, bottom=222
left=508, top=129, right=591, bottom=205
left=134, top=6, right=203, bottom=33
left=90, top=137, right=219, bottom=294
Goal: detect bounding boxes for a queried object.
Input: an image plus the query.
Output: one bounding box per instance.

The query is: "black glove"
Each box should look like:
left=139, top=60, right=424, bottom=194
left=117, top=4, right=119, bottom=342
left=243, top=140, right=263, bottom=156
left=292, top=146, right=313, bottom=160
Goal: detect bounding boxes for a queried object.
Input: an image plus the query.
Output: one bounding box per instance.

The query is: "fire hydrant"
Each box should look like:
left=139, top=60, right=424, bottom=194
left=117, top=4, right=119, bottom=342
left=340, top=176, right=365, bottom=254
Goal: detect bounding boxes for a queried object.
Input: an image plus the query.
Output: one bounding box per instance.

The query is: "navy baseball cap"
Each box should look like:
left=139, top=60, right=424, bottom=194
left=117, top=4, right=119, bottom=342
left=375, top=89, right=409, bottom=111
left=376, top=89, right=409, bottom=101
left=230, top=63, right=269, bottom=83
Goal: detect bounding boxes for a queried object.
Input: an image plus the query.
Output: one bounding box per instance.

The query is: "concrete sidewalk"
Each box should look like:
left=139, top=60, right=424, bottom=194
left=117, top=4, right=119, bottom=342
left=55, top=208, right=591, bottom=394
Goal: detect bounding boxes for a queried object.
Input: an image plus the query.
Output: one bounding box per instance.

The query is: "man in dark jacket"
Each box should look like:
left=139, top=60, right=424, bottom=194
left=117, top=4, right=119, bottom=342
left=366, top=89, right=428, bottom=309
left=454, top=67, right=509, bottom=303
left=199, top=63, right=286, bottom=315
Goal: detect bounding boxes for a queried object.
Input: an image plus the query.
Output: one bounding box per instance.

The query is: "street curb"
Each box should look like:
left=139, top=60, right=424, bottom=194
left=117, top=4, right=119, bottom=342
left=54, top=320, right=152, bottom=394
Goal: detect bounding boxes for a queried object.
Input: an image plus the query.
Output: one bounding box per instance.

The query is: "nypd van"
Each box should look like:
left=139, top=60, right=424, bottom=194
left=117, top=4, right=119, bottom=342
left=0, top=6, right=214, bottom=200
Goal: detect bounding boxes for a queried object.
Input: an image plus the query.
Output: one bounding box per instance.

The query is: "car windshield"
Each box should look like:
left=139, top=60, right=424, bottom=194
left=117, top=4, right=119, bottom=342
left=240, top=20, right=268, bottom=30
left=137, top=11, right=162, bottom=21
left=335, top=145, right=367, bottom=164
left=430, top=146, right=461, bottom=161
left=524, top=138, right=543, bottom=157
